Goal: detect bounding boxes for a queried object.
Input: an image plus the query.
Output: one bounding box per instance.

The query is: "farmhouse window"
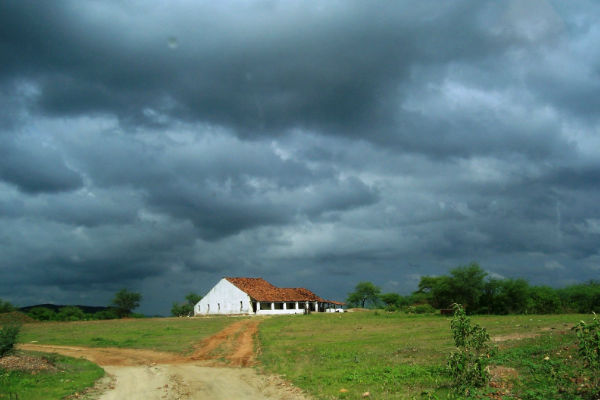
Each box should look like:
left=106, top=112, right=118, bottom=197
left=274, top=302, right=284, bottom=310
left=260, top=302, right=271, bottom=310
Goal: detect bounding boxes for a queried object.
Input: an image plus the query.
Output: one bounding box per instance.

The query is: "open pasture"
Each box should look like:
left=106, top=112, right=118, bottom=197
left=18, top=316, right=239, bottom=355
left=258, top=312, right=590, bottom=399
left=6, top=312, right=595, bottom=399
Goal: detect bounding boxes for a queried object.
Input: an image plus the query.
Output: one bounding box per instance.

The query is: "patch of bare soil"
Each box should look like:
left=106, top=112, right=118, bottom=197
left=491, top=332, right=540, bottom=342
left=487, top=366, right=519, bottom=399
left=489, top=366, right=518, bottom=383
left=0, top=353, right=57, bottom=372
left=19, top=344, right=185, bottom=366
left=18, top=319, right=311, bottom=400
left=95, top=365, right=309, bottom=400
left=190, top=319, right=260, bottom=366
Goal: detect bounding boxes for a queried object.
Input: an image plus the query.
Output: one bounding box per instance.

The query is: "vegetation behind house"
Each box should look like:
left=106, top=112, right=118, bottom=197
left=348, top=263, right=600, bottom=315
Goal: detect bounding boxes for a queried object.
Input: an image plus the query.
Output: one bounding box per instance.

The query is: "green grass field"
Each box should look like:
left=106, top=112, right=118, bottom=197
left=4, top=312, right=598, bottom=399
left=19, top=316, right=239, bottom=354
left=257, top=312, right=593, bottom=399
left=0, top=351, right=104, bottom=400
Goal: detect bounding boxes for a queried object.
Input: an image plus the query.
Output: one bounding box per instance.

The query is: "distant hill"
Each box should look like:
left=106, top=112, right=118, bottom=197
left=19, top=304, right=112, bottom=314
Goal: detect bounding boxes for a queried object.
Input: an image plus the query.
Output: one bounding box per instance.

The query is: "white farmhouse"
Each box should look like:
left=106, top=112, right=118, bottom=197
left=194, top=277, right=344, bottom=316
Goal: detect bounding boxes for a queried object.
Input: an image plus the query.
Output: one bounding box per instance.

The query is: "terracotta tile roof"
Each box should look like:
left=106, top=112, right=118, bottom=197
left=225, top=277, right=326, bottom=302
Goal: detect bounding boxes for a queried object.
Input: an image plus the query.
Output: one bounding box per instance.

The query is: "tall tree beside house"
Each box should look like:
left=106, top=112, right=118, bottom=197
left=346, top=281, right=382, bottom=308
left=111, top=289, right=142, bottom=318
left=171, top=293, right=202, bottom=317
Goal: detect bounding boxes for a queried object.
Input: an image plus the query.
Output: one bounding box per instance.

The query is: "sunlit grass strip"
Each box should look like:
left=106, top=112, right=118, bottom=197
left=19, top=316, right=241, bottom=354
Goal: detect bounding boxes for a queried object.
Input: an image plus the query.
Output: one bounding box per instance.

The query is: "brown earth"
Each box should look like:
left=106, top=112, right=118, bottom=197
left=18, top=318, right=310, bottom=400
left=488, top=365, right=519, bottom=399
left=489, top=366, right=519, bottom=382
left=0, top=354, right=57, bottom=372
left=19, top=343, right=184, bottom=366
left=491, top=332, right=540, bottom=342
left=189, top=319, right=260, bottom=366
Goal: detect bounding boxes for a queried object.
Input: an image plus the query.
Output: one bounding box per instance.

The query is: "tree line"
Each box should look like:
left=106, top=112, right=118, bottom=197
left=0, top=289, right=203, bottom=321
left=346, top=263, right=600, bottom=314
left=0, top=289, right=143, bottom=321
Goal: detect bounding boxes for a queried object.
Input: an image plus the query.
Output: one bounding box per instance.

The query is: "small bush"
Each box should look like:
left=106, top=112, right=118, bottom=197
left=0, top=299, right=15, bottom=313
left=414, top=304, right=437, bottom=314
left=56, top=306, right=87, bottom=321
left=27, top=306, right=57, bottom=321
left=0, top=323, right=21, bottom=357
left=94, top=309, right=118, bottom=320
left=573, top=312, right=600, bottom=396
left=574, top=312, right=600, bottom=371
left=384, top=304, right=399, bottom=312
left=447, top=304, right=496, bottom=395
left=403, top=304, right=437, bottom=314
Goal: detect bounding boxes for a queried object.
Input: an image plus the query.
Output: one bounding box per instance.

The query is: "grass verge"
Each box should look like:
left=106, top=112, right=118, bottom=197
left=494, top=331, right=598, bottom=399
left=19, top=317, right=239, bottom=354
left=258, top=312, right=588, bottom=399
left=0, top=351, right=104, bottom=400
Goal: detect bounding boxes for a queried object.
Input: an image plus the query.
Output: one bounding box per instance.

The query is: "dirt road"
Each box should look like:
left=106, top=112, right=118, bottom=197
left=19, top=319, right=309, bottom=400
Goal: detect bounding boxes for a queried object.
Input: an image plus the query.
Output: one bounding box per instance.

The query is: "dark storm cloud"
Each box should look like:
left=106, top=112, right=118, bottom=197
left=0, top=215, right=198, bottom=289
left=0, top=0, right=554, bottom=148
left=57, top=128, right=379, bottom=239
left=1, top=1, right=600, bottom=314
left=0, top=137, right=83, bottom=194
left=0, top=188, right=140, bottom=227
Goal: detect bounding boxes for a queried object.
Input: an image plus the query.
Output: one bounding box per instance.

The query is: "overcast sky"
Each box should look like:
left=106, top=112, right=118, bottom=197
left=1, top=0, right=599, bottom=315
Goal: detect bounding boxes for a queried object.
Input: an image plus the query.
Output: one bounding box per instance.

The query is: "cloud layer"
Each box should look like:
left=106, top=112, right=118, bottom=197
left=1, top=0, right=599, bottom=314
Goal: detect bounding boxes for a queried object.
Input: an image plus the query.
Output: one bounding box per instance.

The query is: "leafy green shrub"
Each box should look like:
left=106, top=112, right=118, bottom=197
left=573, top=312, right=600, bottom=396
left=574, top=312, right=600, bottom=370
left=56, top=306, right=87, bottom=321
left=414, top=303, right=436, bottom=314
left=526, top=286, right=561, bottom=314
left=384, top=303, right=399, bottom=312
left=447, top=304, right=496, bottom=395
left=558, top=281, right=600, bottom=313
left=403, top=303, right=437, bottom=314
left=0, top=299, right=15, bottom=313
left=171, top=293, right=202, bottom=317
left=171, top=302, right=193, bottom=317
left=0, top=323, right=21, bottom=357
left=27, top=306, right=57, bottom=321
left=93, top=308, right=118, bottom=320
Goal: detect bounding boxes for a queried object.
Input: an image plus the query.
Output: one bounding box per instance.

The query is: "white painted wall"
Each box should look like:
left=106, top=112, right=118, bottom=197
left=194, top=279, right=253, bottom=315
left=194, top=279, right=338, bottom=316
left=255, top=301, right=313, bottom=315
